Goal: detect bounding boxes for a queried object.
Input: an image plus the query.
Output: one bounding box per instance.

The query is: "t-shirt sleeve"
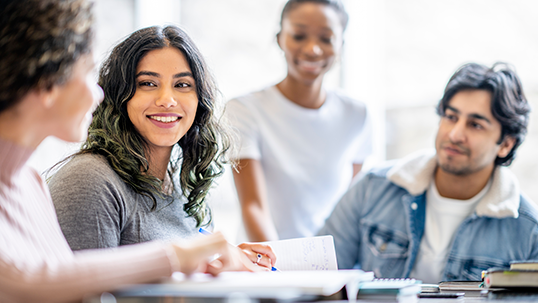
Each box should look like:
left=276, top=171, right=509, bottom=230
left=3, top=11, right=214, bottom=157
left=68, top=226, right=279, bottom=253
left=352, top=106, right=374, bottom=164
left=49, top=155, right=125, bottom=250
left=225, top=99, right=261, bottom=160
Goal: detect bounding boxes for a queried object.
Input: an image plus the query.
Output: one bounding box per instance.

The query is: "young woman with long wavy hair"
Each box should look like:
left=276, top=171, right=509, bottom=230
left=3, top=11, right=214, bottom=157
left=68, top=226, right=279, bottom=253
left=48, top=25, right=275, bottom=268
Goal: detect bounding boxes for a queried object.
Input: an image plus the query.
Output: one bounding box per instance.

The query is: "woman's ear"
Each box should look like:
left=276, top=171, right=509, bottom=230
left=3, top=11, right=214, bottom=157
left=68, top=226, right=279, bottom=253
left=276, top=32, right=283, bottom=51
left=37, top=86, right=60, bottom=109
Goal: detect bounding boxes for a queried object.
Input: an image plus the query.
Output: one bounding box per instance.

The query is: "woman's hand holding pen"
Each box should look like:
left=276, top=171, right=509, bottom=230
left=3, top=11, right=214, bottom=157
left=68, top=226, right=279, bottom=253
left=171, top=232, right=278, bottom=276
left=237, top=242, right=277, bottom=270
left=198, top=228, right=278, bottom=272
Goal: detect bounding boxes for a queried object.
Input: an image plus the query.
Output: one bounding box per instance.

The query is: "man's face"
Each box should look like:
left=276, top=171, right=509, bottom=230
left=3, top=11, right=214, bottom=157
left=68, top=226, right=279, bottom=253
left=435, top=89, right=514, bottom=176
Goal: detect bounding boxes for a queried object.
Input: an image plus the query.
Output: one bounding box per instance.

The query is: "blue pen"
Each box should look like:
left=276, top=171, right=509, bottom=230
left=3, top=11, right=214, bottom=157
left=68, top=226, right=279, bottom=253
left=198, top=227, right=212, bottom=235
left=198, top=228, right=280, bottom=272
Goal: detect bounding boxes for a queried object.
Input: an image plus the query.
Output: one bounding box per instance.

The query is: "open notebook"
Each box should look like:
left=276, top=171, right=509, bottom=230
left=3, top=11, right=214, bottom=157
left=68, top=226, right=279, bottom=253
left=111, top=236, right=373, bottom=300
left=113, top=270, right=374, bottom=300
left=263, top=235, right=338, bottom=271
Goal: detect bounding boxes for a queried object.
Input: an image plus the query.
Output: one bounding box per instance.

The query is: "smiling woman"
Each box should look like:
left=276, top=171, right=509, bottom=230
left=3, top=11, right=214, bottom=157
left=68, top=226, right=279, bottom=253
left=225, top=0, right=373, bottom=241
left=46, top=26, right=276, bottom=269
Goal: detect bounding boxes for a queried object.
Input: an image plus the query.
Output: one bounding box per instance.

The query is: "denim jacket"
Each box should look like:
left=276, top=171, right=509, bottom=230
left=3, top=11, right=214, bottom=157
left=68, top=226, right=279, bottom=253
left=318, top=149, right=538, bottom=281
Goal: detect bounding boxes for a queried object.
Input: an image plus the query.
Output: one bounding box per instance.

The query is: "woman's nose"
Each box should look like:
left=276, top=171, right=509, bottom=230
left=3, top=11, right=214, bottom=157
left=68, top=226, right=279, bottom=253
left=304, top=39, right=322, bottom=57
left=156, top=88, right=177, bottom=108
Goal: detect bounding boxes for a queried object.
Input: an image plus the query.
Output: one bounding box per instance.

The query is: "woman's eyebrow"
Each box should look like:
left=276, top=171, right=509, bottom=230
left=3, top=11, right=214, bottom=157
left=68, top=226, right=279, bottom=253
left=136, top=71, right=159, bottom=78
left=173, top=72, right=193, bottom=78
left=135, top=71, right=193, bottom=78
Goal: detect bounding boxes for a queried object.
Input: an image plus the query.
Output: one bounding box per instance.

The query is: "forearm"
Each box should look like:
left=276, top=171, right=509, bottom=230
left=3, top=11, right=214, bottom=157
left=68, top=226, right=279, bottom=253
left=0, top=241, right=175, bottom=303
left=241, top=203, right=279, bottom=242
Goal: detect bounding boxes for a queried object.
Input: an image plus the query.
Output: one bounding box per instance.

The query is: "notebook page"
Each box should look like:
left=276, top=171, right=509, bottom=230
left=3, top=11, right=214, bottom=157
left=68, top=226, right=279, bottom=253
left=263, top=235, right=338, bottom=271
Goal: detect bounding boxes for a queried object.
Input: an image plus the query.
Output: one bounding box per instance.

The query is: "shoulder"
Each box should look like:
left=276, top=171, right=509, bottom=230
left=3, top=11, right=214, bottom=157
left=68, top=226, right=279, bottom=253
left=328, top=89, right=368, bottom=113
left=518, top=195, right=538, bottom=226
left=49, top=153, right=125, bottom=193
left=348, top=160, right=408, bottom=198
left=227, top=86, right=275, bottom=108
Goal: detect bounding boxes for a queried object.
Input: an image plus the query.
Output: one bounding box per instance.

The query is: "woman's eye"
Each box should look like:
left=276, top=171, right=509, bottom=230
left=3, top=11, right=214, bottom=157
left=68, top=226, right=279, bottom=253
left=176, top=82, right=191, bottom=88
left=320, top=37, right=332, bottom=44
left=138, top=81, right=155, bottom=87
left=292, top=34, right=306, bottom=41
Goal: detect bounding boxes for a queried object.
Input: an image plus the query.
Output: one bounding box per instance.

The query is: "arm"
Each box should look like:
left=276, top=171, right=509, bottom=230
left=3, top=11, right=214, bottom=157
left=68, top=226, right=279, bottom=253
left=352, top=163, right=363, bottom=180
left=233, top=159, right=279, bottom=242
left=0, top=232, right=263, bottom=303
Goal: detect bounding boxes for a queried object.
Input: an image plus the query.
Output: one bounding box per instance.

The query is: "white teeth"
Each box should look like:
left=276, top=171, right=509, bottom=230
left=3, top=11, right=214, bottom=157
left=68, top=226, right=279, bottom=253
left=149, top=116, right=179, bottom=123
left=298, top=60, right=324, bottom=68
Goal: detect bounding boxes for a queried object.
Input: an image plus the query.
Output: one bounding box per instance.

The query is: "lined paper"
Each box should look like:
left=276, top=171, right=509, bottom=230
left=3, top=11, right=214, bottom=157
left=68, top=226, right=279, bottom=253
left=264, top=235, right=338, bottom=271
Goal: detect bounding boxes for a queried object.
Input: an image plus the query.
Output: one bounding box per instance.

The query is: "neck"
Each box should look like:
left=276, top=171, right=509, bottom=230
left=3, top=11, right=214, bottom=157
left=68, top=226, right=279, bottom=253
left=145, top=146, right=173, bottom=181
left=276, top=75, right=325, bottom=109
left=434, top=164, right=494, bottom=200
left=0, top=95, right=50, bottom=149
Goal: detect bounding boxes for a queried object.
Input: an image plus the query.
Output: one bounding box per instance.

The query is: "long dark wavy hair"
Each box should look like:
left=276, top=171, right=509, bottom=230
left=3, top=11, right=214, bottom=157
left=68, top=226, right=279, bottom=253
left=77, top=25, right=230, bottom=226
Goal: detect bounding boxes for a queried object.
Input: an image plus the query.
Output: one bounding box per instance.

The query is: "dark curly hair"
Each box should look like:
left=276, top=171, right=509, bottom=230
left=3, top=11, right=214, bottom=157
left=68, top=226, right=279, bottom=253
left=77, top=26, right=231, bottom=226
left=0, top=0, right=93, bottom=112
left=436, top=62, right=530, bottom=166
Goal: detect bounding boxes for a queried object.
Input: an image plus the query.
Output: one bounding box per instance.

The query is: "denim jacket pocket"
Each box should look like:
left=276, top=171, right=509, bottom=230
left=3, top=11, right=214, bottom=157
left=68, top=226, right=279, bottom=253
left=365, top=223, right=409, bottom=258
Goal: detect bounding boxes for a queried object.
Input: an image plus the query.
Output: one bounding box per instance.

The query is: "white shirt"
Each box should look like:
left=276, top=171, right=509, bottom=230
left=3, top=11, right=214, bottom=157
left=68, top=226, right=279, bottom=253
left=226, top=86, right=372, bottom=239
left=410, top=178, right=492, bottom=283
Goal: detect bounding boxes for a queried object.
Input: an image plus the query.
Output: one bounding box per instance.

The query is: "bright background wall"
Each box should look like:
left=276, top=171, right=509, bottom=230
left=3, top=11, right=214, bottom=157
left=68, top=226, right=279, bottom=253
left=29, top=0, right=538, bottom=244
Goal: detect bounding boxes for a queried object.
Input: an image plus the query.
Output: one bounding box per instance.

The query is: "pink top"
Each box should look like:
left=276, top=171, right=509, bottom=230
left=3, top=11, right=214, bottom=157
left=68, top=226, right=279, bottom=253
left=0, top=137, right=179, bottom=303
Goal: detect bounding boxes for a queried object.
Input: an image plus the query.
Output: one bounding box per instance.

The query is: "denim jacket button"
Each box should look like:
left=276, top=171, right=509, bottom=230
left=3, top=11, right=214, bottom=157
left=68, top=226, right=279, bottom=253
left=411, top=202, right=418, bottom=210
left=379, top=243, right=387, bottom=252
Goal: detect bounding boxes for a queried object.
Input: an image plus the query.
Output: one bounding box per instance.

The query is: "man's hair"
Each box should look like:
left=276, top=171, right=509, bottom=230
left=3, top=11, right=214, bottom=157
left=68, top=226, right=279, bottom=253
left=436, top=62, right=530, bottom=166
left=279, top=0, right=349, bottom=33
left=0, top=0, right=94, bottom=113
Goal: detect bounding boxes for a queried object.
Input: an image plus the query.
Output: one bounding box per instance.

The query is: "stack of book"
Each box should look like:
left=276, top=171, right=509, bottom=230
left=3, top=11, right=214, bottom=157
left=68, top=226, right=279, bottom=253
left=438, top=281, right=485, bottom=297
left=484, top=261, right=538, bottom=300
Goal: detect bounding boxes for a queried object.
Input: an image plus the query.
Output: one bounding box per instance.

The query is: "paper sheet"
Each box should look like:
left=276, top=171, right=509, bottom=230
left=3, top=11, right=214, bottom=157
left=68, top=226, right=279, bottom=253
left=263, top=235, right=338, bottom=271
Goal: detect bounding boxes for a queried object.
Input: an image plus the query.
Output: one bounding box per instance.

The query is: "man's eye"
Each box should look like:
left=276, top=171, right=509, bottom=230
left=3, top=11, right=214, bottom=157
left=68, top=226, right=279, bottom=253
left=444, top=114, right=457, bottom=121
left=471, top=122, right=483, bottom=129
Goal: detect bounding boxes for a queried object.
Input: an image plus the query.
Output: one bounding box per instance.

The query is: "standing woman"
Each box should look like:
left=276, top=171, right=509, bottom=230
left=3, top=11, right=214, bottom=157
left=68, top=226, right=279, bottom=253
left=227, top=0, right=372, bottom=241
left=48, top=25, right=275, bottom=267
left=0, top=1, right=264, bottom=302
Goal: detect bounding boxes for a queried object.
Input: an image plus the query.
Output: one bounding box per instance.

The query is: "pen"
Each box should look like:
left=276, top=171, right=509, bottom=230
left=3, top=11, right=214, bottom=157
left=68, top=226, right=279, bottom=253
left=198, top=228, right=280, bottom=272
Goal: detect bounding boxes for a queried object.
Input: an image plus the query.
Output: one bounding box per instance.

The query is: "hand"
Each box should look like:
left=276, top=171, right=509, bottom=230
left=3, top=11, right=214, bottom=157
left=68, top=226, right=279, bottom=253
left=206, top=243, right=271, bottom=275
left=171, top=232, right=230, bottom=275
left=237, top=242, right=277, bottom=270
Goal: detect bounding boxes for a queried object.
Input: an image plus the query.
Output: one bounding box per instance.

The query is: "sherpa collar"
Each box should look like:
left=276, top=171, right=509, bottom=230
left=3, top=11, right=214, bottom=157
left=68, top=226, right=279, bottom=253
left=386, top=149, right=520, bottom=219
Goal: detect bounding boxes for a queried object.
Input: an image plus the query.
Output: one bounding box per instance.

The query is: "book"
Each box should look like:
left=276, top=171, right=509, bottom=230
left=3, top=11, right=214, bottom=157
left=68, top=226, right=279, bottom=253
left=438, top=280, right=486, bottom=297
left=510, top=260, right=538, bottom=270
left=484, top=267, right=538, bottom=288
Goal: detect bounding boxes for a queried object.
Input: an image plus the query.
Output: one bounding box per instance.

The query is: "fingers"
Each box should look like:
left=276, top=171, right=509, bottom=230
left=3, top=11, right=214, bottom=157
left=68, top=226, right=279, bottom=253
left=172, top=232, right=228, bottom=275
left=237, top=242, right=277, bottom=267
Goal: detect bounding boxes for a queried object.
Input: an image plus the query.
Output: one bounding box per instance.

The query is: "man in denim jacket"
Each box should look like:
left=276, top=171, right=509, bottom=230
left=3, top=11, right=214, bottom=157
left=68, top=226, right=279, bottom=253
left=318, top=62, right=538, bottom=282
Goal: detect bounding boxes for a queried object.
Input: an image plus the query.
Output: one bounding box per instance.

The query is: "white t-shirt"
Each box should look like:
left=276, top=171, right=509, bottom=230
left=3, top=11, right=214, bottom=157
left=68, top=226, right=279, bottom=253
left=226, top=85, right=372, bottom=239
left=410, top=178, right=492, bottom=283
